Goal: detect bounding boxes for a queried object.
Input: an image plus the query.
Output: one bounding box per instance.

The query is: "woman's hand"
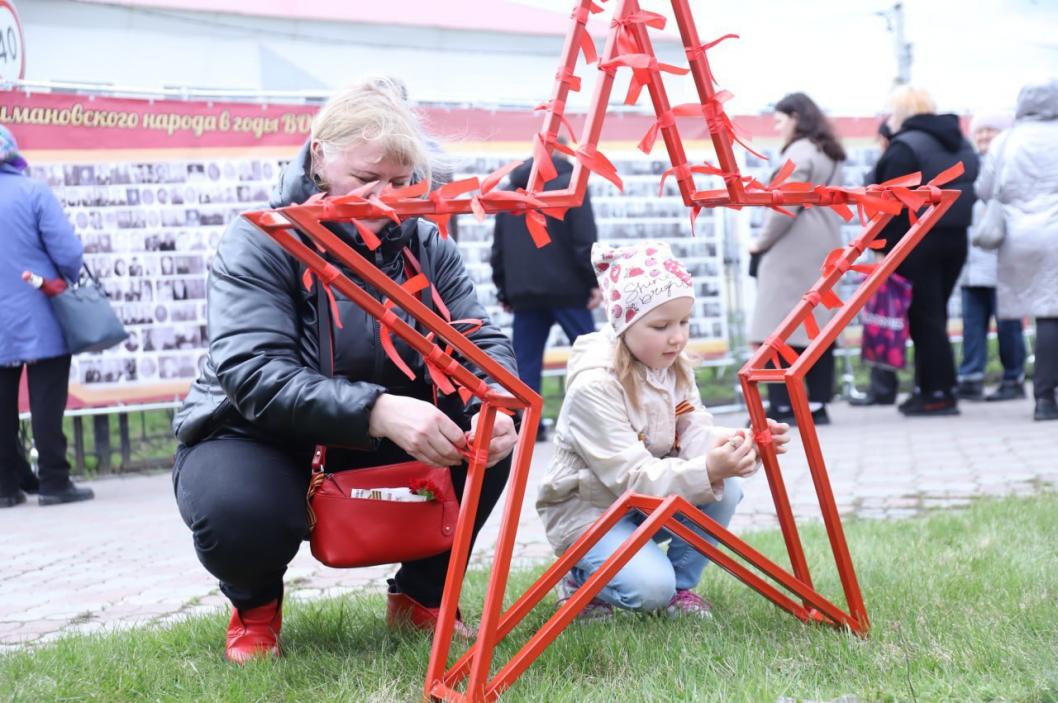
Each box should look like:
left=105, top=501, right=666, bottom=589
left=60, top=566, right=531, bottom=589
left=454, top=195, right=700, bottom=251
left=706, top=429, right=759, bottom=482
left=368, top=394, right=466, bottom=467
left=467, top=411, right=517, bottom=468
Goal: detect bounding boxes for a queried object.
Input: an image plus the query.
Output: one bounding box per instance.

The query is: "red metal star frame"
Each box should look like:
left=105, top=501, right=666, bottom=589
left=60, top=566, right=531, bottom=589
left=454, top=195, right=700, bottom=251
left=244, top=1, right=963, bottom=700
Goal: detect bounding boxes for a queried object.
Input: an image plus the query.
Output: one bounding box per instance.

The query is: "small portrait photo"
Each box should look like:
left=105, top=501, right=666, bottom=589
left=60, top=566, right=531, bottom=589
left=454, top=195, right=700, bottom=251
left=80, top=360, right=103, bottom=384
left=156, top=187, right=169, bottom=205
left=160, top=255, right=175, bottom=276
left=139, top=356, right=157, bottom=379
left=155, top=304, right=169, bottom=324
left=207, top=163, right=221, bottom=181
left=159, top=355, right=181, bottom=379
left=124, top=330, right=141, bottom=353
left=174, top=256, right=204, bottom=275
left=171, top=279, right=189, bottom=301
left=141, top=188, right=155, bottom=206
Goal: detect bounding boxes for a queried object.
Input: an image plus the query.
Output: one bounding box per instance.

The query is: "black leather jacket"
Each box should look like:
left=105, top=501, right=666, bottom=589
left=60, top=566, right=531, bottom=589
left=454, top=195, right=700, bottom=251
left=173, top=143, right=517, bottom=452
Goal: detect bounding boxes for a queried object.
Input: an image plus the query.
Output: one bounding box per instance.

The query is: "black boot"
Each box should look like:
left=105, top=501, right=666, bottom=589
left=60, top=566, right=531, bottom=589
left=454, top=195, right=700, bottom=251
left=899, top=391, right=960, bottom=417
left=986, top=380, right=1026, bottom=402
left=955, top=379, right=984, bottom=401
left=1034, top=398, right=1058, bottom=422
left=38, top=482, right=95, bottom=506
left=849, top=392, right=895, bottom=407
left=0, top=490, right=27, bottom=509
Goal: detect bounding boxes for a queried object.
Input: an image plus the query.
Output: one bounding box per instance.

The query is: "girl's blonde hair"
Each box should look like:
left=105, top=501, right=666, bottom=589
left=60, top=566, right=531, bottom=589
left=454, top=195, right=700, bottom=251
left=613, top=336, right=695, bottom=411
left=887, top=86, right=937, bottom=133
left=310, top=76, right=432, bottom=189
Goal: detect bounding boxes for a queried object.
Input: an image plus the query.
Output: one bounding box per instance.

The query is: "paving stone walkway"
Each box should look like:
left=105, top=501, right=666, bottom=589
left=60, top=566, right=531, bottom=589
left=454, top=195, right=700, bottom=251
left=1, top=394, right=1055, bottom=648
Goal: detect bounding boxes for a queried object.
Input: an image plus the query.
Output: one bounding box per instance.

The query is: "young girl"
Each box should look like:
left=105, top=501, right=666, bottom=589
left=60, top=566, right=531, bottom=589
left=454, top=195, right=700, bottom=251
left=536, top=241, right=790, bottom=618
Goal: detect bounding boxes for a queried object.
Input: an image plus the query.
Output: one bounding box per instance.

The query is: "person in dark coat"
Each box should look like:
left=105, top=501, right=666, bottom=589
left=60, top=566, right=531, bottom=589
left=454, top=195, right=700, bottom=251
left=0, top=125, right=94, bottom=508
left=171, top=79, right=518, bottom=662
left=491, top=152, right=600, bottom=438
left=873, top=87, right=979, bottom=416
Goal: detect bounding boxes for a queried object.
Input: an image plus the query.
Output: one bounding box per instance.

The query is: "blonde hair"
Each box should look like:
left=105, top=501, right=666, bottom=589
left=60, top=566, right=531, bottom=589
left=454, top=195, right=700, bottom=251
left=614, top=337, right=695, bottom=412
left=310, top=76, right=432, bottom=189
left=887, top=86, right=937, bottom=133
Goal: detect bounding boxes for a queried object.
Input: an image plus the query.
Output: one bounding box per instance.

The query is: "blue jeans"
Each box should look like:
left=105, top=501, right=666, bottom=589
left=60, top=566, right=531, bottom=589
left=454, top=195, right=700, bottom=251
left=512, top=307, right=595, bottom=395
left=568, top=479, right=743, bottom=612
left=958, top=286, right=1026, bottom=382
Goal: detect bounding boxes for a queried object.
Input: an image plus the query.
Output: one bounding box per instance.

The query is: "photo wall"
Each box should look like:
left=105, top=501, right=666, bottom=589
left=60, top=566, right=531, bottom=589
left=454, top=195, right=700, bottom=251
left=30, top=150, right=730, bottom=401
left=29, top=157, right=286, bottom=392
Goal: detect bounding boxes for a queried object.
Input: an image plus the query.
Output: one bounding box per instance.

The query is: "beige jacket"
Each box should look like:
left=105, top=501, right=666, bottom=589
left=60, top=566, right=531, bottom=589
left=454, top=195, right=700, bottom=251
left=749, top=138, right=845, bottom=347
left=535, top=329, right=732, bottom=555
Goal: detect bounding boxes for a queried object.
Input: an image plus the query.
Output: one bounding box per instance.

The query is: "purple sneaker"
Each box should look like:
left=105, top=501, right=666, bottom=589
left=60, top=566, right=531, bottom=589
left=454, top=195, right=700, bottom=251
left=555, top=575, right=614, bottom=622
left=665, top=589, right=713, bottom=618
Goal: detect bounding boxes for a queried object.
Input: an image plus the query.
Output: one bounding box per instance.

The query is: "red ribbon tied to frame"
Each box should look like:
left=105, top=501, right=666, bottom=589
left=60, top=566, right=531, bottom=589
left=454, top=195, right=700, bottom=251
left=684, top=33, right=739, bottom=87
left=302, top=264, right=345, bottom=331
left=600, top=52, right=690, bottom=107
left=425, top=177, right=481, bottom=240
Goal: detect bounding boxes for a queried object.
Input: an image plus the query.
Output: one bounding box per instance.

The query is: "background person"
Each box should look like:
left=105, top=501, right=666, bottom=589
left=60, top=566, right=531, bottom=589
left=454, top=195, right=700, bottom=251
left=0, top=125, right=95, bottom=508
left=491, top=149, right=600, bottom=440
left=747, top=93, right=845, bottom=425
left=975, top=78, right=1058, bottom=422
left=874, top=86, right=979, bottom=416
left=955, top=111, right=1026, bottom=402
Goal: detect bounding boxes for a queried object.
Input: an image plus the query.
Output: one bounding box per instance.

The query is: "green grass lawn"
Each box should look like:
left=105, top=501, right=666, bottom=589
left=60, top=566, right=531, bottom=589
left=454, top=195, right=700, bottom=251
left=4, top=493, right=1057, bottom=702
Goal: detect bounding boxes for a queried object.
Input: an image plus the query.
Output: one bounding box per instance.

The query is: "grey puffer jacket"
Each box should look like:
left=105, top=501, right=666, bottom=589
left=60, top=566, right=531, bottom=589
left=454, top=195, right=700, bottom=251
left=173, top=142, right=516, bottom=453
left=975, top=79, right=1058, bottom=319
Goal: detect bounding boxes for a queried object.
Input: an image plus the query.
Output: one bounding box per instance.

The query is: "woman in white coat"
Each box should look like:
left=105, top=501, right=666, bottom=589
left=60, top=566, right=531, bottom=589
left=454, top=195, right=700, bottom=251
left=975, top=78, right=1058, bottom=421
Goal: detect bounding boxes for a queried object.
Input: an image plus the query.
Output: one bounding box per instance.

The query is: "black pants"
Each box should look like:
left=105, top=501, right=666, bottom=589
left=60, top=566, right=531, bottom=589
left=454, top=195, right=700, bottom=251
left=172, top=437, right=512, bottom=610
left=895, top=229, right=967, bottom=395
left=767, top=343, right=836, bottom=411
left=0, top=355, right=72, bottom=495
left=1034, top=317, right=1058, bottom=401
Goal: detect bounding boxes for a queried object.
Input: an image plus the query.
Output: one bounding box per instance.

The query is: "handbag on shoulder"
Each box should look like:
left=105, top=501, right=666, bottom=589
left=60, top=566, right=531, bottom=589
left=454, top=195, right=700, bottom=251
left=970, top=198, right=1006, bottom=250
left=49, top=265, right=129, bottom=354
left=970, top=132, right=1011, bottom=251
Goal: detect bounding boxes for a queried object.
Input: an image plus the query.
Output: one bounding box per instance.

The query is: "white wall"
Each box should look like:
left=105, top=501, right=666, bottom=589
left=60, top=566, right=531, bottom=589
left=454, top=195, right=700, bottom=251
left=17, top=0, right=686, bottom=108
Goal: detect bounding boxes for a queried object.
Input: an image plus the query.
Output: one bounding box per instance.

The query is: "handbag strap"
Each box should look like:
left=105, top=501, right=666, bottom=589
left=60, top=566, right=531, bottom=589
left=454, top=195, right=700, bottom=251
left=308, top=224, right=439, bottom=476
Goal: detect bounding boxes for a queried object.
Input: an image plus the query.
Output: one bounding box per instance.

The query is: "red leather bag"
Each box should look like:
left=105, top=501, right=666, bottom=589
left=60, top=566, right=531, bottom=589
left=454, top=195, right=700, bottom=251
left=306, top=450, right=458, bottom=568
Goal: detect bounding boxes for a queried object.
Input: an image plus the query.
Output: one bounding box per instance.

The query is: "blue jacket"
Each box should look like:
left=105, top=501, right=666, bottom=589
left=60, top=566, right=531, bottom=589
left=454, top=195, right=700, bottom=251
left=0, top=165, right=84, bottom=364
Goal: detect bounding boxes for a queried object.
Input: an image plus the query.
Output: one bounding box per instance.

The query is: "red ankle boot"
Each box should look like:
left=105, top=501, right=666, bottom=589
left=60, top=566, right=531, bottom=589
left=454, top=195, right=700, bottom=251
left=225, top=598, right=282, bottom=663
left=386, top=587, right=475, bottom=639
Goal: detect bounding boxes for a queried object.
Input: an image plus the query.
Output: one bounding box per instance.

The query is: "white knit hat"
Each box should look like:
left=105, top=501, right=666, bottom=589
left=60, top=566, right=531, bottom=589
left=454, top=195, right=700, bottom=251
left=591, top=241, right=695, bottom=336
left=969, top=112, right=1013, bottom=135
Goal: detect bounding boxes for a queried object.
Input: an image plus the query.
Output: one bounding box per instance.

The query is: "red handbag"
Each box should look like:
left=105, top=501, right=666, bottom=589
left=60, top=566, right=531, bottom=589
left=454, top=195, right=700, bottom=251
left=303, top=236, right=468, bottom=568
left=306, top=447, right=458, bottom=568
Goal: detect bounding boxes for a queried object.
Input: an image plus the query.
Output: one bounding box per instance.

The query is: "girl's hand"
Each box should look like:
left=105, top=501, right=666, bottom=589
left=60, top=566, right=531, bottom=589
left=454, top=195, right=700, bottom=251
left=706, top=430, right=759, bottom=481
left=763, top=419, right=792, bottom=456
left=368, top=394, right=466, bottom=467
left=467, top=411, right=517, bottom=468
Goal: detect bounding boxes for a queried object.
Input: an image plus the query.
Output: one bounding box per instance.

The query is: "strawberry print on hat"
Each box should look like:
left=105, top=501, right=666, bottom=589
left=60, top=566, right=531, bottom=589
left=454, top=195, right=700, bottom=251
left=591, top=241, right=695, bottom=336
